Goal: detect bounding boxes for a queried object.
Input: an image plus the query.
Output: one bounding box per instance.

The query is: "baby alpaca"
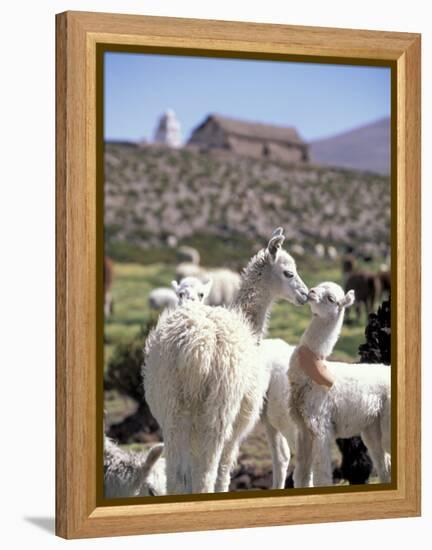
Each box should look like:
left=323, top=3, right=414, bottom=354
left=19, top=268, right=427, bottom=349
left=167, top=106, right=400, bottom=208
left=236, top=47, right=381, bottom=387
left=289, top=282, right=391, bottom=487
left=171, top=276, right=212, bottom=305
left=104, top=437, right=166, bottom=498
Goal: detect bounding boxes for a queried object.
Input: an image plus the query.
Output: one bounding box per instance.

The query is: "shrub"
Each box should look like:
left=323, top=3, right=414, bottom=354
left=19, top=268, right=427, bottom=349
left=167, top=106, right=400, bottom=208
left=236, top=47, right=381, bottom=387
left=104, top=321, right=161, bottom=442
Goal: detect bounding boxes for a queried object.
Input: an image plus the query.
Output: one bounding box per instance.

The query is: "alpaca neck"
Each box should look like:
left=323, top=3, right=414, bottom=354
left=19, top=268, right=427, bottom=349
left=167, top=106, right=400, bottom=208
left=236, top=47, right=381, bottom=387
left=300, top=311, right=345, bottom=359
left=234, top=281, right=273, bottom=340
left=232, top=250, right=274, bottom=341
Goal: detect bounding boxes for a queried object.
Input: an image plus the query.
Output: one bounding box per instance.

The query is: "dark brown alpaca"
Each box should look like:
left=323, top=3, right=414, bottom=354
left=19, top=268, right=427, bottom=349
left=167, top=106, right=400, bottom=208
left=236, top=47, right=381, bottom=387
left=378, top=269, right=391, bottom=301
left=341, top=253, right=356, bottom=283
left=345, top=271, right=381, bottom=322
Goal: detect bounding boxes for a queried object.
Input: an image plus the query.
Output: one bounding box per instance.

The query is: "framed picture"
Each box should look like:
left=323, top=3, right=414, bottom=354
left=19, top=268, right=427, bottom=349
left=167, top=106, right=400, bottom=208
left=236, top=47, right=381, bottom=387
left=56, top=11, right=421, bottom=539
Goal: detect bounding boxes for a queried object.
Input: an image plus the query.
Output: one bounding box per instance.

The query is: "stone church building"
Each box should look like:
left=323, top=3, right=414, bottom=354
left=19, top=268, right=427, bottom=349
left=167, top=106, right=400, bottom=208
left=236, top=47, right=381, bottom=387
left=188, top=114, right=309, bottom=163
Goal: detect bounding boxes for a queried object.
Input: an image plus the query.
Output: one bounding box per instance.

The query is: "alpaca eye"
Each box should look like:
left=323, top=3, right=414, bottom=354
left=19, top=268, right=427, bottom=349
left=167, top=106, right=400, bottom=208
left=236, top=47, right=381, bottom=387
left=283, top=271, right=294, bottom=279
left=327, top=295, right=336, bottom=303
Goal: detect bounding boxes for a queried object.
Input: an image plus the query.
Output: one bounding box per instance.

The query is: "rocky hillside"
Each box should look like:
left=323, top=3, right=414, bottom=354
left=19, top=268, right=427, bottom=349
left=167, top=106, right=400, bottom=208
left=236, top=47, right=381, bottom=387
left=105, top=142, right=390, bottom=261
left=310, top=117, right=390, bottom=175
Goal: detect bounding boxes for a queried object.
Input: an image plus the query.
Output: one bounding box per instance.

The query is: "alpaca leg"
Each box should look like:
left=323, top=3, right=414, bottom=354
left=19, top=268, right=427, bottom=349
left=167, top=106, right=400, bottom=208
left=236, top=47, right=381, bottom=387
left=380, top=406, right=392, bottom=479
left=190, top=426, right=225, bottom=493
left=380, top=404, right=391, bottom=454
left=293, top=428, right=313, bottom=488
left=215, top=427, right=248, bottom=492
left=215, top=405, right=259, bottom=492
left=311, top=433, right=334, bottom=487
left=356, top=303, right=362, bottom=323
left=263, top=416, right=290, bottom=489
left=165, top=442, right=190, bottom=495
left=361, top=421, right=390, bottom=483
left=215, top=439, right=241, bottom=493
left=164, top=418, right=192, bottom=494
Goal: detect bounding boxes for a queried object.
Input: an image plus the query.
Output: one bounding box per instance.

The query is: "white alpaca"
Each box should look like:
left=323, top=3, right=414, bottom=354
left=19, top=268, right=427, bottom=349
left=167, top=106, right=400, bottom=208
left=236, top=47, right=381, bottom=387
left=314, top=243, right=325, bottom=259
left=205, top=268, right=241, bottom=307
left=327, top=245, right=338, bottom=260
left=171, top=276, right=212, bottom=305
left=172, top=279, right=297, bottom=490
left=144, top=228, right=309, bottom=494
left=291, top=244, right=305, bottom=257
left=148, top=287, right=178, bottom=311
left=175, top=264, right=241, bottom=307
left=104, top=438, right=166, bottom=498
left=288, top=282, right=391, bottom=487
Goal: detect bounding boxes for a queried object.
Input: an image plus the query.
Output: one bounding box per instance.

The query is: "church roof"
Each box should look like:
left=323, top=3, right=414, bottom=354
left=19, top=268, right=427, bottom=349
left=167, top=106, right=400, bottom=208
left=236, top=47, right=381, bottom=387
left=193, top=114, right=306, bottom=146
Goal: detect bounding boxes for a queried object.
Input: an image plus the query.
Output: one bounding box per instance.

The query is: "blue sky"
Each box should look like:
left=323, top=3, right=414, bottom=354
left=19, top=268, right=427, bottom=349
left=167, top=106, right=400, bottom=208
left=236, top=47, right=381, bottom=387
left=104, top=52, right=391, bottom=143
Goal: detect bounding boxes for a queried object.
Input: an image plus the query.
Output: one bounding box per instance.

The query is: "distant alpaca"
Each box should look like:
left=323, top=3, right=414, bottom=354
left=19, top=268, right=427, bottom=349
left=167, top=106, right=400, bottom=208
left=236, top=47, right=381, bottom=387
left=104, top=437, right=166, bottom=498
left=171, top=276, right=212, bottom=305
left=175, top=264, right=241, bottom=307
left=144, top=228, right=309, bottom=494
left=378, top=268, right=391, bottom=301
left=205, top=268, right=241, bottom=307
left=327, top=245, right=338, bottom=261
left=289, top=282, right=391, bottom=487
left=340, top=251, right=356, bottom=287
left=345, top=271, right=381, bottom=322
left=149, top=277, right=212, bottom=311
left=314, top=243, right=325, bottom=259
left=148, top=287, right=178, bottom=311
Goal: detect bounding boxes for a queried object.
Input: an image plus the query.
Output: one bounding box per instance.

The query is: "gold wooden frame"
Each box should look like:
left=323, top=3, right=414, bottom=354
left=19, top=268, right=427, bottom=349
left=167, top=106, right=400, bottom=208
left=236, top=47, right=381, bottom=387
left=56, top=11, right=421, bottom=539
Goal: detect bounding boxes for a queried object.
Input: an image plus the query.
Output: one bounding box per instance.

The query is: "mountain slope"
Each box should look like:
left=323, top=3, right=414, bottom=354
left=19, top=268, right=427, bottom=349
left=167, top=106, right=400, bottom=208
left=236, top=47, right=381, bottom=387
left=104, top=142, right=390, bottom=263
left=310, top=117, right=390, bottom=175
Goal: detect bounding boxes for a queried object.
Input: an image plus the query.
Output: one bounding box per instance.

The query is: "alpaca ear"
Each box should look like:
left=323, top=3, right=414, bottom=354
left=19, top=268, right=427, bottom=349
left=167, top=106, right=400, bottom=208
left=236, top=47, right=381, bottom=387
left=267, top=227, right=285, bottom=259
left=171, top=280, right=179, bottom=293
left=271, top=227, right=284, bottom=238
left=142, top=443, right=164, bottom=476
left=342, top=289, right=355, bottom=307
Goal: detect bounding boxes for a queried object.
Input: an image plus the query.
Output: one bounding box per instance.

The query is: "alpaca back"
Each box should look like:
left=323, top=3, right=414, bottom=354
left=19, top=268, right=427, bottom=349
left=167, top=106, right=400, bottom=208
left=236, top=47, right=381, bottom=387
left=290, top=360, right=390, bottom=439
left=144, top=303, right=265, bottom=434
left=327, top=361, right=390, bottom=431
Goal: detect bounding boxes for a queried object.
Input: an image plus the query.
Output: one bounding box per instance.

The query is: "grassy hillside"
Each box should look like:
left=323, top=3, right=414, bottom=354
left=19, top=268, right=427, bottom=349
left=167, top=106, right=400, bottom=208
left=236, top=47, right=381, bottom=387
left=104, top=142, right=390, bottom=264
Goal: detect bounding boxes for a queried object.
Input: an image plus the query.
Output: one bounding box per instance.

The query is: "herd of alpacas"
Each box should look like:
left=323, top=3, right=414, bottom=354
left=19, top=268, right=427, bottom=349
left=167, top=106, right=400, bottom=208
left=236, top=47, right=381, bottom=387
left=104, top=228, right=391, bottom=498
